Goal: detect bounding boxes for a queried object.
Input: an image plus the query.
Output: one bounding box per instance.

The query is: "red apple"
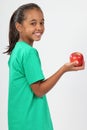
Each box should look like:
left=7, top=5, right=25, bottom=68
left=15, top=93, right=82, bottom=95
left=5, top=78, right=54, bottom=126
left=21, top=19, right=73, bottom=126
left=70, top=52, right=84, bottom=66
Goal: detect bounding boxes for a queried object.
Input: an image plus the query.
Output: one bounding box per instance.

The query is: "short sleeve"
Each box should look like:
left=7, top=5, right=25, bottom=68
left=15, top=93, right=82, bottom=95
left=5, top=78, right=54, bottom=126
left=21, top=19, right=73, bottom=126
left=23, top=48, right=45, bottom=85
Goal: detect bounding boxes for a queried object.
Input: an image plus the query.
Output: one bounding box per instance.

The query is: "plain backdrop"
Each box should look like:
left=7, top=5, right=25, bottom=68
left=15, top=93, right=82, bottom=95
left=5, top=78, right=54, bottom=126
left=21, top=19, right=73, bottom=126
left=0, top=0, right=87, bottom=130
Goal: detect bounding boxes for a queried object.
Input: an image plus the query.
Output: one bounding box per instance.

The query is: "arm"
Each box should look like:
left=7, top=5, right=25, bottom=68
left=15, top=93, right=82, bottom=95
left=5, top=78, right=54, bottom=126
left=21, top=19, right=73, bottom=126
left=30, top=61, right=85, bottom=97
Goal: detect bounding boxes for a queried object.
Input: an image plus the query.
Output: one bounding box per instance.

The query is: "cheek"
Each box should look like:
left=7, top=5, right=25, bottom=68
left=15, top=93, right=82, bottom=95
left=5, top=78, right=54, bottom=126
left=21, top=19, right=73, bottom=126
left=24, top=28, right=32, bottom=34
left=42, top=26, right=45, bottom=32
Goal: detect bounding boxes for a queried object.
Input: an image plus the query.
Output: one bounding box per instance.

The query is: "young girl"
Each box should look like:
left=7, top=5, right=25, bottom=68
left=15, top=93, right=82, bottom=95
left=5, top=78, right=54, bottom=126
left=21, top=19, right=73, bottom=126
left=5, top=3, right=84, bottom=130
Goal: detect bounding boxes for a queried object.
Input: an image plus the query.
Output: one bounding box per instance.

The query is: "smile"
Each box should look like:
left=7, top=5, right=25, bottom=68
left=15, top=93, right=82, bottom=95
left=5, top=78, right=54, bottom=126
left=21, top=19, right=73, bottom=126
left=34, top=32, right=42, bottom=36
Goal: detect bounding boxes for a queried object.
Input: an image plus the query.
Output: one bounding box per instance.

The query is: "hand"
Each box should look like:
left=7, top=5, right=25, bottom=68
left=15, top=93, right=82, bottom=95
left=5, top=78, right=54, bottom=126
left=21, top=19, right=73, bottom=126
left=64, top=61, right=85, bottom=72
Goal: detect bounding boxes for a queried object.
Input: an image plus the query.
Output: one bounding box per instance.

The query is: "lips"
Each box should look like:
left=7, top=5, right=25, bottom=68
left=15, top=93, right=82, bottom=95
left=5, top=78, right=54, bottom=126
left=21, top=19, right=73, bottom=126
left=34, top=32, right=42, bottom=37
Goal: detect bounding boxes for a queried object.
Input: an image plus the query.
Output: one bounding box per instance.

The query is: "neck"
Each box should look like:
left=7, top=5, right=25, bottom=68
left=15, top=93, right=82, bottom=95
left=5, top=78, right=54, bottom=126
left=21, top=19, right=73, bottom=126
left=18, top=38, right=33, bottom=46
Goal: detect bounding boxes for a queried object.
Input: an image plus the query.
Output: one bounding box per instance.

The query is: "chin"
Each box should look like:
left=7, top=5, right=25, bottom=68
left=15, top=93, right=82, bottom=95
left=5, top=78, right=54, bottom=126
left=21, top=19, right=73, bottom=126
left=35, top=38, right=41, bottom=41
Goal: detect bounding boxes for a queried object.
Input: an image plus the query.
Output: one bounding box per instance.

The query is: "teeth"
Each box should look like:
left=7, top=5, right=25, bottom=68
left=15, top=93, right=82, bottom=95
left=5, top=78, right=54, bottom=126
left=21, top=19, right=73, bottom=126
left=34, top=32, right=41, bottom=36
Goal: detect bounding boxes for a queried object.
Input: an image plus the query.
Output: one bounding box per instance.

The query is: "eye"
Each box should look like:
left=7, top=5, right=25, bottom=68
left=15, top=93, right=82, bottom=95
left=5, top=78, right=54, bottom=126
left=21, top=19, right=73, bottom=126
left=30, top=22, right=37, bottom=26
left=40, top=21, right=44, bottom=25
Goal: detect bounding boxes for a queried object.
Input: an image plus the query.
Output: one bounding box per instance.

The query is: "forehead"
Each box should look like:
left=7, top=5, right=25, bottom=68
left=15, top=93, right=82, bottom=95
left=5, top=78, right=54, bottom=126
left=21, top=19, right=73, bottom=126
left=24, top=9, right=44, bottom=21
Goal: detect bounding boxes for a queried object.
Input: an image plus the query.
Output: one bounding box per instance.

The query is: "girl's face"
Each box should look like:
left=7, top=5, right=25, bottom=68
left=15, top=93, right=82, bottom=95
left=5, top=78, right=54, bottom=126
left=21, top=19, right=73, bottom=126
left=16, top=9, right=45, bottom=45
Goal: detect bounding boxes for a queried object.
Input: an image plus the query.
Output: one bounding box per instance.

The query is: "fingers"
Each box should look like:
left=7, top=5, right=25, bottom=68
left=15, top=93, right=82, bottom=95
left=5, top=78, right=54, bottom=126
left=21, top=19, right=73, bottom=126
left=71, top=61, right=85, bottom=71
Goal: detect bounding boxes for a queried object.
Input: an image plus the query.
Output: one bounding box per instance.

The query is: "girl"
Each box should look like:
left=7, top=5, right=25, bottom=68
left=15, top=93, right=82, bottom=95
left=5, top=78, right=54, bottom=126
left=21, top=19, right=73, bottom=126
left=5, top=3, right=84, bottom=130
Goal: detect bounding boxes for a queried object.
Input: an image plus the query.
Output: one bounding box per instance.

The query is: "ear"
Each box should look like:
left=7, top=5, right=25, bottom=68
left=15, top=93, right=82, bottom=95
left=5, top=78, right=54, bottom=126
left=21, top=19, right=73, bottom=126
left=15, top=22, right=23, bottom=32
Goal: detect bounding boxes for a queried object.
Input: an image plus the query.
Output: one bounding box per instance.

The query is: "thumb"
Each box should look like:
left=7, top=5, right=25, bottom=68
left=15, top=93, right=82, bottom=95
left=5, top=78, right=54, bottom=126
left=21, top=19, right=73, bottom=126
left=72, top=60, right=79, bottom=66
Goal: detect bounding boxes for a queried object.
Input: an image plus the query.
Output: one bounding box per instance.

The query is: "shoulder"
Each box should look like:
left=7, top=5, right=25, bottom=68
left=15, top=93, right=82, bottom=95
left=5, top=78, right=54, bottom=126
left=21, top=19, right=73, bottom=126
left=15, top=41, right=38, bottom=55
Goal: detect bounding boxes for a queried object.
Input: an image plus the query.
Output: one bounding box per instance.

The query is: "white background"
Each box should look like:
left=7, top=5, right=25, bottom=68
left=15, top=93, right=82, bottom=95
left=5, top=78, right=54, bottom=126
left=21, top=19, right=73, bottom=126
left=0, top=0, right=87, bottom=130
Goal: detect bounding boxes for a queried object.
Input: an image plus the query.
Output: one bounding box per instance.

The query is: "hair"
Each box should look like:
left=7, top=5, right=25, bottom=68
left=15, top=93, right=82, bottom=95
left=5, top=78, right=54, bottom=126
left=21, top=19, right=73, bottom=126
left=4, top=3, right=43, bottom=55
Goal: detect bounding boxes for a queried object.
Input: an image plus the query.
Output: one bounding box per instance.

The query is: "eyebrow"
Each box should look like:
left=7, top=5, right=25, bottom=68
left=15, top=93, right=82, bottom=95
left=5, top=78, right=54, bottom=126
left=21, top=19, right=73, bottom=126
left=30, top=18, right=45, bottom=22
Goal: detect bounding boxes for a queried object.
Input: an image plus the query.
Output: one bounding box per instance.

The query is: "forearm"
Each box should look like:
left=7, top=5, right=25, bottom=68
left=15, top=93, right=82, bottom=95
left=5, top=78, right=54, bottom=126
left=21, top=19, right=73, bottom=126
left=40, top=65, right=66, bottom=94
left=31, top=61, right=84, bottom=97
left=31, top=65, right=66, bottom=97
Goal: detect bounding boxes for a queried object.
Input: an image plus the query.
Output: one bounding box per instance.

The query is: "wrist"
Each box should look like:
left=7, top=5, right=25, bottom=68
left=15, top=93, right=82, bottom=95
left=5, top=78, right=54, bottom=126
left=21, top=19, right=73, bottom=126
left=60, top=64, right=68, bottom=73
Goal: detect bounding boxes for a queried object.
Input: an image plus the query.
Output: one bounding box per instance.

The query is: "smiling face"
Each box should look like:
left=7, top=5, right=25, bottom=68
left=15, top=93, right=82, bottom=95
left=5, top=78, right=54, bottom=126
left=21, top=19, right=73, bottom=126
left=16, top=8, right=45, bottom=46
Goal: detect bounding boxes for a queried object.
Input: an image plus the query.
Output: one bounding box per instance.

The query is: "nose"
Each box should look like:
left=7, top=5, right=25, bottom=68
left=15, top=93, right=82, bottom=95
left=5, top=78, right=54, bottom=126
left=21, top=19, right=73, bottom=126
left=36, top=23, right=44, bottom=31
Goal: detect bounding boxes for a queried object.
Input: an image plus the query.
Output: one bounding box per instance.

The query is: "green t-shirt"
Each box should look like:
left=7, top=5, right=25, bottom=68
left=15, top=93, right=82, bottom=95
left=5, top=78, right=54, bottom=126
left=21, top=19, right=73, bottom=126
left=8, top=41, right=53, bottom=130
